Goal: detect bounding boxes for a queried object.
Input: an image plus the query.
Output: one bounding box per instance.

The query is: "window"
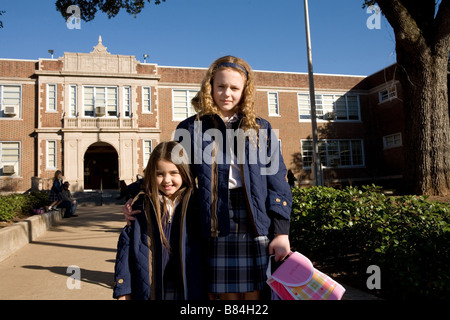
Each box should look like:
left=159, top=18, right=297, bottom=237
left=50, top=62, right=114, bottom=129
left=143, top=140, right=153, bottom=168
left=268, top=92, right=279, bottom=116
left=46, top=140, right=57, bottom=169
left=172, top=89, right=197, bottom=120
left=298, top=93, right=360, bottom=121
left=301, top=139, right=364, bottom=168
left=70, top=85, right=77, bottom=117
left=83, top=86, right=118, bottom=117
left=47, top=84, right=57, bottom=111
left=124, top=86, right=131, bottom=117
left=143, top=87, right=151, bottom=113
left=379, top=85, right=397, bottom=103
left=383, top=133, right=402, bottom=149
left=0, top=85, right=21, bottom=118
left=0, top=142, right=20, bottom=176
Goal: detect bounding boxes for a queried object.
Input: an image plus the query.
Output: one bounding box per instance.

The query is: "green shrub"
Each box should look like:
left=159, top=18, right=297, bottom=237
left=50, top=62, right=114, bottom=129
left=290, top=185, right=450, bottom=300
left=0, top=192, right=49, bottom=222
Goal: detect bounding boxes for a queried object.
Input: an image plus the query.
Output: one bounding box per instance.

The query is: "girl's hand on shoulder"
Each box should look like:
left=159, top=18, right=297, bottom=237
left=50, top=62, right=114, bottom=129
left=268, top=234, right=291, bottom=262
left=123, top=199, right=141, bottom=226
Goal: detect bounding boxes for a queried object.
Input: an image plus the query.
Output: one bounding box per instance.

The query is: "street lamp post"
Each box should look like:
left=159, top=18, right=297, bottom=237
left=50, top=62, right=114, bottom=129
left=303, top=0, right=323, bottom=186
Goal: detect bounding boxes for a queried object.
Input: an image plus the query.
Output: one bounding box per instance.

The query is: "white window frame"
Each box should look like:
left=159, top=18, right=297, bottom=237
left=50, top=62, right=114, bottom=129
left=383, top=133, right=402, bottom=149
left=379, top=85, right=397, bottom=103
left=142, top=86, right=151, bottom=113
left=172, top=89, right=198, bottom=120
left=0, top=141, right=21, bottom=176
left=297, top=92, right=361, bottom=122
left=0, top=84, right=22, bottom=119
left=268, top=92, right=280, bottom=116
left=143, top=140, right=153, bottom=168
left=301, top=139, right=365, bottom=169
left=123, top=86, right=131, bottom=118
left=82, top=86, right=118, bottom=117
left=46, top=140, right=57, bottom=169
left=47, top=84, right=57, bottom=112
left=69, top=85, right=77, bottom=117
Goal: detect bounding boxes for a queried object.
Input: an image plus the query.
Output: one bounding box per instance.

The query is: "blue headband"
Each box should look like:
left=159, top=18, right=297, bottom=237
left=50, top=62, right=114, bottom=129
left=215, top=62, right=248, bottom=76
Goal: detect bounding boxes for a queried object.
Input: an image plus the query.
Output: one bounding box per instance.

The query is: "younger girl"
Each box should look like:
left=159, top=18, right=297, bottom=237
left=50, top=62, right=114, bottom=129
left=113, top=141, right=206, bottom=300
left=48, top=170, right=63, bottom=211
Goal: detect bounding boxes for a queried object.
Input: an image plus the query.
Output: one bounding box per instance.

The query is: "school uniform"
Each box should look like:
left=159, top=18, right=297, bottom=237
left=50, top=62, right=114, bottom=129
left=48, top=179, right=63, bottom=202
left=113, top=188, right=207, bottom=300
left=176, top=113, right=292, bottom=294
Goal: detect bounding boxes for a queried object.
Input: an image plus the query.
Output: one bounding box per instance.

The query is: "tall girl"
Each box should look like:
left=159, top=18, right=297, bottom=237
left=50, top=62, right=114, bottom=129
left=175, top=55, right=292, bottom=300
left=113, top=141, right=206, bottom=300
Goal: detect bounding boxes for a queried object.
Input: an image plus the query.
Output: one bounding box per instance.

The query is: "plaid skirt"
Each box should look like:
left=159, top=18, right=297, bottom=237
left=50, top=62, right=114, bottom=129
left=208, top=188, right=269, bottom=293
left=48, top=191, right=61, bottom=202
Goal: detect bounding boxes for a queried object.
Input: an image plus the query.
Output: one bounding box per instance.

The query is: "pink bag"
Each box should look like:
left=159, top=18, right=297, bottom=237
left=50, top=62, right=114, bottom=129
left=266, top=251, right=346, bottom=300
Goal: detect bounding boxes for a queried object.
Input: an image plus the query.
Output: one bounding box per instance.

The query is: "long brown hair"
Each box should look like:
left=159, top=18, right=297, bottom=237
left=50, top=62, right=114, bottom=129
left=53, top=170, right=62, bottom=181
left=143, top=141, right=192, bottom=249
left=191, top=55, right=259, bottom=132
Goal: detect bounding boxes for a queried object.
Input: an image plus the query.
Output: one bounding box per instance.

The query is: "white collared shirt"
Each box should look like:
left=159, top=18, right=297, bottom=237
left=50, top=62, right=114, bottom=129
left=223, top=113, right=242, bottom=189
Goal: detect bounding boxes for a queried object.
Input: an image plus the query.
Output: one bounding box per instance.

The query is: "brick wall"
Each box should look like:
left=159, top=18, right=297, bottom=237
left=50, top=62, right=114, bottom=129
left=0, top=81, right=37, bottom=192
left=0, top=56, right=408, bottom=192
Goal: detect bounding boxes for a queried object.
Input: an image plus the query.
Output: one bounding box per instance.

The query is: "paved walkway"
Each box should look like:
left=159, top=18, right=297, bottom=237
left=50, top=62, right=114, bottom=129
left=0, top=202, right=125, bottom=300
left=0, top=194, right=379, bottom=300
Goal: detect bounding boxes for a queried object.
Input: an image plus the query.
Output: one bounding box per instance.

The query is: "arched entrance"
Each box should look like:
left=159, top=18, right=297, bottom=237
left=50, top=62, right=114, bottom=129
left=84, top=142, right=119, bottom=190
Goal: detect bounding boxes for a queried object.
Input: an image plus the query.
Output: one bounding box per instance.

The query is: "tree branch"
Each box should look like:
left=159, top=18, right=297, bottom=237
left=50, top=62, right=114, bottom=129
left=433, top=0, right=450, bottom=49
left=375, top=0, right=428, bottom=52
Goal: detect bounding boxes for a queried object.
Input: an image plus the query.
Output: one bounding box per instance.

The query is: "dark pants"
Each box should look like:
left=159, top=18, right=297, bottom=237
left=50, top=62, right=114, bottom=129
left=58, top=201, right=72, bottom=218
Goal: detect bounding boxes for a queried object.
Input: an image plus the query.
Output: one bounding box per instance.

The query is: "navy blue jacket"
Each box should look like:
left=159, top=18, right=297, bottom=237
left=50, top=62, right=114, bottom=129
left=113, top=188, right=207, bottom=300
left=175, top=114, right=292, bottom=238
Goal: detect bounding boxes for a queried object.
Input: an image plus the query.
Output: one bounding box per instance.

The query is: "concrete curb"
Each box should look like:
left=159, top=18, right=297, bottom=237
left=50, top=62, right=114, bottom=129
left=0, top=209, right=63, bottom=263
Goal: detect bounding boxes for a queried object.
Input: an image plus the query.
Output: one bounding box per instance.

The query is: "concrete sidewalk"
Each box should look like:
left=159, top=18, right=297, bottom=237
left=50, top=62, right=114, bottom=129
left=0, top=200, right=380, bottom=300
left=0, top=203, right=126, bottom=300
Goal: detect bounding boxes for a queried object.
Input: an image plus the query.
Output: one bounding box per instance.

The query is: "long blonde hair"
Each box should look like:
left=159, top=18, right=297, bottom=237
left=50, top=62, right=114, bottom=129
left=143, top=141, right=192, bottom=249
left=191, top=55, right=260, bottom=132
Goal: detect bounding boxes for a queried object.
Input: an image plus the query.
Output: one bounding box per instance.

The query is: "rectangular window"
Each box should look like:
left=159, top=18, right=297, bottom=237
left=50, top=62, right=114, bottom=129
left=124, top=86, right=131, bottom=117
left=383, top=133, right=402, bottom=149
left=172, top=89, right=197, bottom=120
left=143, top=87, right=151, bottom=113
left=143, top=140, right=153, bottom=168
left=379, top=85, right=397, bottom=103
left=47, top=84, right=57, bottom=111
left=0, top=141, right=20, bottom=176
left=301, top=139, right=364, bottom=168
left=268, top=92, right=279, bottom=116
left=107, top=87, right=117, bottom=116
left=70, top=85, right=77, bottom=117
left=298, top=93, right=360, bottom=121
left=0, top=85, right=21, bottom=118
left=46, top=140, right=57, bottom=169
left=83, top=86, right=118, bottom=117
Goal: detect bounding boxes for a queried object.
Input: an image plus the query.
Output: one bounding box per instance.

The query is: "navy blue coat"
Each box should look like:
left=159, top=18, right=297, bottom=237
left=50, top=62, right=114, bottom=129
left=113, top=188, right=207, bottom=300
left=175, top=114, right=292, bottom=238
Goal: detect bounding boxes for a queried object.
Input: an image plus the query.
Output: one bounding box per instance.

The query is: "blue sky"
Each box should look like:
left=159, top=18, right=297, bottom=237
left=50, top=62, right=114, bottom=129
left=0, top=0, right=396, bottom=76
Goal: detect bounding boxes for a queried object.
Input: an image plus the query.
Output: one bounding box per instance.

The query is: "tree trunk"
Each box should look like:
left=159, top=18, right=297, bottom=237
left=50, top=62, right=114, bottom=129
left=375, top=0, right=450, bottom=196
left=398, top=50, right=450, bottom=195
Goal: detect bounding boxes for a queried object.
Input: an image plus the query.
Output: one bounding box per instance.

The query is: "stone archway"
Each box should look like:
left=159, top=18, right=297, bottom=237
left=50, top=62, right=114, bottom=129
left=84, top=142, right=118, bottom=190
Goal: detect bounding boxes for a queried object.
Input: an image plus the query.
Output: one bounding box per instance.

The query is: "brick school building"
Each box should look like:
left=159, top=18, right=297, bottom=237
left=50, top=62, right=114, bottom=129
left=0, top=37, right=404, bottom=193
